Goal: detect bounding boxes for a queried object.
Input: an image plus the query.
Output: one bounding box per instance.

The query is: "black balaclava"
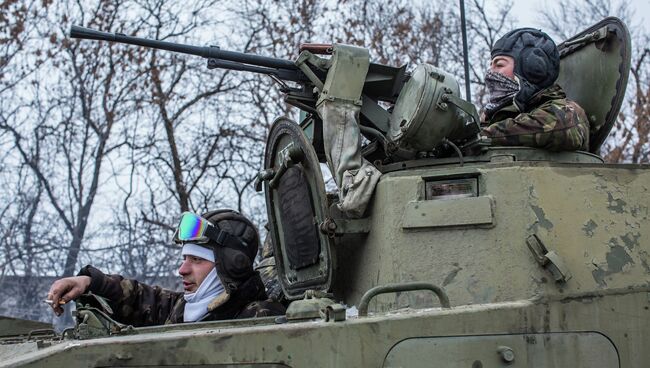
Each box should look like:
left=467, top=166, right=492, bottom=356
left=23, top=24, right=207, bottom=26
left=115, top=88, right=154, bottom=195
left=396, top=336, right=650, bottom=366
left=491, top=28, right=560, bottom=112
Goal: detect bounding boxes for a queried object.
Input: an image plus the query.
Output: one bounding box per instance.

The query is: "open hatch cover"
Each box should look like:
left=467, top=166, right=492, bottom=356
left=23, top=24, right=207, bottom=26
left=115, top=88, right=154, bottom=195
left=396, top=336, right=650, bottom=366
left=557, top=17, right=631, bottom=154
left=264, top=118, right=335, bottom=300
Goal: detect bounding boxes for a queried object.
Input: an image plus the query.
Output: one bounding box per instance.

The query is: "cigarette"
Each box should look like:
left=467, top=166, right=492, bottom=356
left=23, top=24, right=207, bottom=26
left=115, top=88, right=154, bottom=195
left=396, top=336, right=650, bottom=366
left=43, top=299, right=67, bottom=305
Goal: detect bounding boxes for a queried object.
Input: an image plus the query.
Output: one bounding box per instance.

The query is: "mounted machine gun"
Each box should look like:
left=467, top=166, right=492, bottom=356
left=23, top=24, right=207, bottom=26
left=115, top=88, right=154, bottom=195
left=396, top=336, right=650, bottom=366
left=70, top=25, right=480, bottom=163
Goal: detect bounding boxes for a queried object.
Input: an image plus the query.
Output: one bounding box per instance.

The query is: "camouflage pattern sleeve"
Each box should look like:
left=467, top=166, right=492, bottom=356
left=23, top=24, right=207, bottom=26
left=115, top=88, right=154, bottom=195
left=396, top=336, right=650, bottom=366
left=256, top=234, right=287, bottom=306
left=482, top=98, right=590, bottom=151
left=78, top=265, right=183, bottom=327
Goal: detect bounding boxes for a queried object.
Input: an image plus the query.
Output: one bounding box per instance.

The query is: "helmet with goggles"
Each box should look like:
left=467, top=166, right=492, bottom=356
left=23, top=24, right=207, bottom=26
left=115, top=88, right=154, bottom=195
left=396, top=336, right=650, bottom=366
left=173, top=210, right=260, bottom=289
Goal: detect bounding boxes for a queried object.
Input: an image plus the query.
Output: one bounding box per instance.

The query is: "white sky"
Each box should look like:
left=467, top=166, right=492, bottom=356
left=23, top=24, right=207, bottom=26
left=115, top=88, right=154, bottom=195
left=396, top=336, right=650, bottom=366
left=510, top=0, right=650, bottom=34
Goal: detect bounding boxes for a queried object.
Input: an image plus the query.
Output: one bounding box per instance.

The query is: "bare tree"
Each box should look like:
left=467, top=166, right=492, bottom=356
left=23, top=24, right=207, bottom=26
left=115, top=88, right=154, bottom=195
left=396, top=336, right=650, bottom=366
left=0, top=0, right=48, bottom=93
left=0, top=0, right=149, bottom=277
left=105, top=0, right=275, bottom=277
left=604, top=41, right=649, bottom=163
left=465, top=0, right=515, bottom=104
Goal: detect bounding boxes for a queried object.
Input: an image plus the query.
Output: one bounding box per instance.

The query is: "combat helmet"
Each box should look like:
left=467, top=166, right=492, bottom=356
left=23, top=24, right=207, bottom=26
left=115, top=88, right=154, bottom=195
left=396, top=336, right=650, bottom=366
left=194, top=209, right=260, bottom=290
left=491, top=28, right=560, bottom=111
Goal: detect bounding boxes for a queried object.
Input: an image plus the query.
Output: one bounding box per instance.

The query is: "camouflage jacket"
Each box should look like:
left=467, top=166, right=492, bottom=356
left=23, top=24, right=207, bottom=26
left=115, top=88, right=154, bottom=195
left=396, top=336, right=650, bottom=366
left=256, top=233, right=288, bottom=307
left=78, top=265, right=285, bottom=327
left=481, top=84, right=590, bottom=151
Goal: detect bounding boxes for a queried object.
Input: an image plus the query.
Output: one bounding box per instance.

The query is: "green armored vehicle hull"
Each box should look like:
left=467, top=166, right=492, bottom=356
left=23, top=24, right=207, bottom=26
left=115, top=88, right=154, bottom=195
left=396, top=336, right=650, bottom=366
left=3, top=17, right=648, bottom=368
left=5, top=151, right=649, bottom=367
left=3, top=298, right=647, bottom=367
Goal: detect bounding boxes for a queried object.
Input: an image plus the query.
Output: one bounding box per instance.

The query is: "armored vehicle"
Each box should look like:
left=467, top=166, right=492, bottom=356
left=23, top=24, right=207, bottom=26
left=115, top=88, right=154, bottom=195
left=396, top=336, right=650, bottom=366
left=2, top=17, right=648, bottom=367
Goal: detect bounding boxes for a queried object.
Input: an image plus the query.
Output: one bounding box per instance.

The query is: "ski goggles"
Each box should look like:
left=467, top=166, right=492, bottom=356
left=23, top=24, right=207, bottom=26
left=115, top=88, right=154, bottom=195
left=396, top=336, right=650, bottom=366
left=172, top=212, right=223, bottom=245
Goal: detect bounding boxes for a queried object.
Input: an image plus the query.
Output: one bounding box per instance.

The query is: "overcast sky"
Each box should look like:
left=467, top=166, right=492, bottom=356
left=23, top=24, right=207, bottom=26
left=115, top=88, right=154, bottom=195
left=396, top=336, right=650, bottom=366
left=510, top=0, right=649, bottom=34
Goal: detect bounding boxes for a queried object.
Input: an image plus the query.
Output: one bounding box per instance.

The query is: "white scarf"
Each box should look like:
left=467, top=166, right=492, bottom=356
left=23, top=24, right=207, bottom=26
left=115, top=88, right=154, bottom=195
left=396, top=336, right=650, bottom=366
left=183, top=268, right=225, bottom=322
left=181, top=243, right=226, bottom=322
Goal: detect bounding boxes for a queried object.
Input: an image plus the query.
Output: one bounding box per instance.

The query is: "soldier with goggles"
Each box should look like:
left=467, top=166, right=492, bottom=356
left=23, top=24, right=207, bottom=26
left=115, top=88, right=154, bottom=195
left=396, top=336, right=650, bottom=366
left=46, top=210, right=285, bottom=325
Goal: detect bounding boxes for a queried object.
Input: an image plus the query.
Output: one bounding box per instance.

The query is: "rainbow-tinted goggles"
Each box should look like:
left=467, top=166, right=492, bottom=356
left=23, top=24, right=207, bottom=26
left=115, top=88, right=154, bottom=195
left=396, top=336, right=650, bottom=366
left=173, top=212, right=228, bottom=245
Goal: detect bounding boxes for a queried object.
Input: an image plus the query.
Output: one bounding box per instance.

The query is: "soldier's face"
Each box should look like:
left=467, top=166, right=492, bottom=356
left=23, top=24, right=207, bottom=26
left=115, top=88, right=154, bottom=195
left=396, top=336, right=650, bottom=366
left=178, top=255, right=216, bottom=293
left=490, top=55, right=515, bottom=79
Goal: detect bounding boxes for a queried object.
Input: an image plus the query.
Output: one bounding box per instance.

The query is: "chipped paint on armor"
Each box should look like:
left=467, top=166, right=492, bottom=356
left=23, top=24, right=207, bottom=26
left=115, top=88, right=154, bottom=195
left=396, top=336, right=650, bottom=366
left=582, top=219, right=598, bottom=237
left=592, top=243, right=635, bottom=287
left=606, top=192, right=627, bottom=213
left=530, top=205, right=554, bottom=231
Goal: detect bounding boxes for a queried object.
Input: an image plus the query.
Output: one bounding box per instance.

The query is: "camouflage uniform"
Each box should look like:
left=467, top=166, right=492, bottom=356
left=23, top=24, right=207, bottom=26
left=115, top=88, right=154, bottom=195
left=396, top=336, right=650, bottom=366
left=255, top=234, right=287, bottom=306
left=481, top=84, right=590, bottom=151
left=78, top=265, right=285, bottom=327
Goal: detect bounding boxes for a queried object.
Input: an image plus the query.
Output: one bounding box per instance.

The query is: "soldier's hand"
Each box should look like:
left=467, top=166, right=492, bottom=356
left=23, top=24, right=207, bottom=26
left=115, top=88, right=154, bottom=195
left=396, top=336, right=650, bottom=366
left=46, top=276, right=91, bottom=316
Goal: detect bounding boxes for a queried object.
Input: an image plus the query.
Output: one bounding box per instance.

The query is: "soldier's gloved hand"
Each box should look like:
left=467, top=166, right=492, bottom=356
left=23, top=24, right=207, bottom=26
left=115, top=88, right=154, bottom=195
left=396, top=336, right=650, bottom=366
left=46, top=276, right=91, bottom=316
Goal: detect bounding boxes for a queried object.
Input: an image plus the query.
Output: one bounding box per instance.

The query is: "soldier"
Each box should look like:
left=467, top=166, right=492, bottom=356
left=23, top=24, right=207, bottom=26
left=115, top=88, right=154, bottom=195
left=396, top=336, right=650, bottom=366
left=481, top=28, right=590, bottom=151
left=46, top=210, right=285, bottom=326
left=255, top=231, right=288, bottom=307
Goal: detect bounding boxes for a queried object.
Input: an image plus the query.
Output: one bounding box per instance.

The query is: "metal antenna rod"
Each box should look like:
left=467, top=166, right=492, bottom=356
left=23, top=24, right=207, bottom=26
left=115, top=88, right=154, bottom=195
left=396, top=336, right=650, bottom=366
left=459, top=0, right=472, bottom=103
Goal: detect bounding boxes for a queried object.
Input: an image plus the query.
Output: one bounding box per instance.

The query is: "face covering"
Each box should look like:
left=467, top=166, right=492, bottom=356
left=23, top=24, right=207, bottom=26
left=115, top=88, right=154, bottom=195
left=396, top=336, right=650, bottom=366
left=181, top=243, right=224, bottom=321
left=182, top=264, right=225, bottom=322
left=484, top=70, right=520, bottom=118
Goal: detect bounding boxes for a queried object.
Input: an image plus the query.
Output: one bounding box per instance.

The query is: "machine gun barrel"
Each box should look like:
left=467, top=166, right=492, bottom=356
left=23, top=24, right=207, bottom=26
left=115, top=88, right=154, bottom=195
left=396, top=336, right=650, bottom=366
left=70, top=25, right=298, bottom=71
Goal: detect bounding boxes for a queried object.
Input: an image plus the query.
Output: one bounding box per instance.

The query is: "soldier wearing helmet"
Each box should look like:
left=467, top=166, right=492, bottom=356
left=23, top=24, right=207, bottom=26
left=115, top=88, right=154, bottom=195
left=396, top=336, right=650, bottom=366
left=481, top=28, right=590, bottom=151
left=46, top=210, right=285, bottom=325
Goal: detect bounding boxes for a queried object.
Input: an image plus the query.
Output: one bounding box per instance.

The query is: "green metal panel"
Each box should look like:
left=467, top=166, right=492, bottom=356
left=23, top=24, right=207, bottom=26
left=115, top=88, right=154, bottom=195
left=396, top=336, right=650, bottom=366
left=316, top=44, right=369, bottom=106
left=0, top=342, right=41, bottom=362
left=0, top=316, right=53, bottom=337
left=333, top=162, right=650, bottom=312
left=402, top=196, right=494, bottom=229
left=384, top=332, right=619, bottom=367
left=557, top=17, right=631, bottom=153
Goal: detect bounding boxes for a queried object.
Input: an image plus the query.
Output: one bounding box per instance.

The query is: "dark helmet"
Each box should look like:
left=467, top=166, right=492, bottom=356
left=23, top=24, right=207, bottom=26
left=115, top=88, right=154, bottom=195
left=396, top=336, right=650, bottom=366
left=491, top=28, right=560, bottom=111
left=201, top=209, right=260, bottom=289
